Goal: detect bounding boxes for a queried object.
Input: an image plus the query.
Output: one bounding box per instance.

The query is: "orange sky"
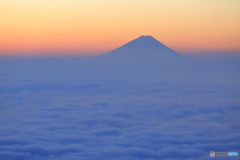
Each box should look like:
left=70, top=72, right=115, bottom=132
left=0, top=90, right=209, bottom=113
left=0, top=0, right=240, bottom=56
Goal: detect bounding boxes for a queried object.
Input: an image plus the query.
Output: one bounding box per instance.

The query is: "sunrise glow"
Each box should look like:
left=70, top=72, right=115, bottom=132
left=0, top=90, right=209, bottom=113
left=0, top=0, right=240, bottom=56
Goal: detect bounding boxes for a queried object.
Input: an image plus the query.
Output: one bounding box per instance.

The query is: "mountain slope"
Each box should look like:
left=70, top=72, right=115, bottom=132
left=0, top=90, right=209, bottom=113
left=78, top=36, right=199, bottom=79
left=92, top=35, right=187, bottom=62
left=1, top=36, right=238, bottom=82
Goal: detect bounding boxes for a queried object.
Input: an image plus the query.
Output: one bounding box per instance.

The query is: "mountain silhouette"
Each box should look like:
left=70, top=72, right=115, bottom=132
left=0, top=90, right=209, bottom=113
left=77, top=35, right=199, bottom=80
left=92, top=35, right=187, bottom=62
left=101, top=35, right=181, bottom=56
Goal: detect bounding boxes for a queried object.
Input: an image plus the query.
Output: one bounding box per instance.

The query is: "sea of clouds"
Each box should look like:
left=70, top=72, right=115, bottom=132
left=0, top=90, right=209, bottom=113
left=0, top=58, right=240, bottom=160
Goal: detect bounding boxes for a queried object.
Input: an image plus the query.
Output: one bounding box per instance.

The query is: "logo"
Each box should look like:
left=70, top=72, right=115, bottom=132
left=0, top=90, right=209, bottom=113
left=210, top=151, right=215, bottom=157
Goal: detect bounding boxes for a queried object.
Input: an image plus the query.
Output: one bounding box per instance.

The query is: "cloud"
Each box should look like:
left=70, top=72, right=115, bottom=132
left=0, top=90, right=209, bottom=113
left=1, top=68, right=240, bottom=160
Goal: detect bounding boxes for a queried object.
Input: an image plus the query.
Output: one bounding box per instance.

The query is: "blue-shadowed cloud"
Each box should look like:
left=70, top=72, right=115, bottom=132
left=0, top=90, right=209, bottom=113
left=1, top=77, right=240, bottom=160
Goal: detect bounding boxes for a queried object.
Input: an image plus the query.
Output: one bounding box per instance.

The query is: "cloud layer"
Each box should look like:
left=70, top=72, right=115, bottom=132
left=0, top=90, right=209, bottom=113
left=1, top=78, right=240, bottom=160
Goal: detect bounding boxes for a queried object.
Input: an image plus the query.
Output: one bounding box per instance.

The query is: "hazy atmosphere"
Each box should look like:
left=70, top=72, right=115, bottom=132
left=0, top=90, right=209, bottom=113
left=1, top=1, right=240, bottom=160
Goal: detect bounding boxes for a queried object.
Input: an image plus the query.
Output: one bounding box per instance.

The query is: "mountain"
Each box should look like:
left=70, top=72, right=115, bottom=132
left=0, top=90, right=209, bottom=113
left=88, top=35, right=190, bottom=65
left=100, top=35, right=181, bottom=56
left=77, top=35, right=200, bottom=79
left=1, top=36, right=239, bottom=82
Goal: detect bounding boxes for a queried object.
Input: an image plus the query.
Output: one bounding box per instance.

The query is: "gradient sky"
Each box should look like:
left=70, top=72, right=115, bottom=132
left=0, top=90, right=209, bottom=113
left=0, top=0, right=240, bottom=56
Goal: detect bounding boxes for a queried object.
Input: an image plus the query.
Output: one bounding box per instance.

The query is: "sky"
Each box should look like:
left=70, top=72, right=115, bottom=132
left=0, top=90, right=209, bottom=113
left=1, top=1, right=240, bottom=159
left=0, top=0, right=240, bottom=56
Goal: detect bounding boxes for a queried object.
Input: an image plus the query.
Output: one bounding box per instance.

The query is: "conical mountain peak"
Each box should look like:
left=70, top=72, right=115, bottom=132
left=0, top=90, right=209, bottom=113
left=103, top=35, right=181, bottom=58
left=138, top=35, right=156, bottom=38
left=79, top=35, right=198, bottom=79
left=105, top=35, right=176, bottom=55
left=120, top=35, right=165, bottom=49
left=138, top=35, right=155, bottom=38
